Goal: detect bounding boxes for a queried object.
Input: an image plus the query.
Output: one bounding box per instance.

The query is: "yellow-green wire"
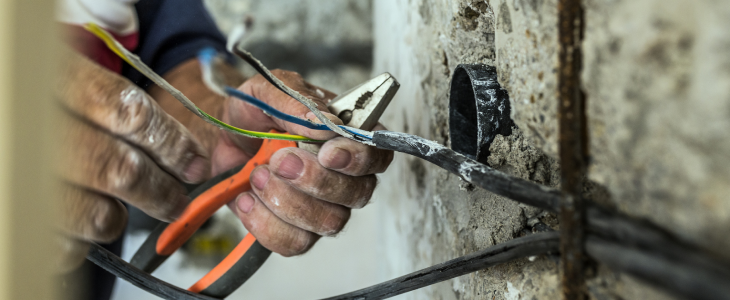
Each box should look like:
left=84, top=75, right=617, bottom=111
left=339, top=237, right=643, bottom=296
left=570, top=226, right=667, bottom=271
left=197, top=109, right=315, bottom=141
left=84, top=23, right=321, bottom=143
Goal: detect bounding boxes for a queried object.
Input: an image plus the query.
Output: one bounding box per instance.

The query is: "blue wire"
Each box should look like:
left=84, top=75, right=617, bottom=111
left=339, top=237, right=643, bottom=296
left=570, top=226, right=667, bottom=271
left=225, top=87, right=330, bottom=130
left=198, top=47, right=373, bottom=140
left=227, top=88, right=373, bottom=140
left=341, top=127, right=373, bottom=139
left=198, top=47, right=217, bottom=67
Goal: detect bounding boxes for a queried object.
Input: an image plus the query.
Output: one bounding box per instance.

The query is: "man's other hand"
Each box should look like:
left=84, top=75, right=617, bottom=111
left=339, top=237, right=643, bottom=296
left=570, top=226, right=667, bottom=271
left=55, top=51, right=210, bottom=271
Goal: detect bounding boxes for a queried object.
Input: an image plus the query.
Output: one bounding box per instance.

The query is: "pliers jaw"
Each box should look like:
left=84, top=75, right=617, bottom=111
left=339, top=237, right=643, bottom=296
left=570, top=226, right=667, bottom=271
left=328, top=73, right=400, bottom=129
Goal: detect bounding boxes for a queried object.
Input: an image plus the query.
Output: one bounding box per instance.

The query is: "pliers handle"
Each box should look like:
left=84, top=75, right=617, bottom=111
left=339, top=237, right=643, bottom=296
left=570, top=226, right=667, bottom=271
left=131, top=137, right=294, bottom=297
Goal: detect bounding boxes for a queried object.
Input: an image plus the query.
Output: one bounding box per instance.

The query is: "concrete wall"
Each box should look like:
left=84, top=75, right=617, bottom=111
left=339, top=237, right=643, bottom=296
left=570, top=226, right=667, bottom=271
left=373, top=0, right=730, bottom=299
left=373, top=1, right=562, bottom=299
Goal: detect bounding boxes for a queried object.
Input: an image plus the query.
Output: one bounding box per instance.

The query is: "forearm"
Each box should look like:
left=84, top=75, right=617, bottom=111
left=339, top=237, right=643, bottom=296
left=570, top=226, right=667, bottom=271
left=147, top=58, right=246, bottom=154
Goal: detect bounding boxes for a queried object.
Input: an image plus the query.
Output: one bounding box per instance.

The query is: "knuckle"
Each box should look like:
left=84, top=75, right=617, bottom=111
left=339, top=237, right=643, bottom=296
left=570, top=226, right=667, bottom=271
left=312, top=176, right=337, bottom=198
left=108, top=147, right=145, bottom=191
left=283, top=231, right=314, bottom=257
left=353, top=175, right=377, bottom=208
left=271, top=69, right=304, bottom=84
left=319, top=209, right=350, bottom=236
left=384, top=151, right=395, bottom=167
left=151, top=187, right=186, bottom=221
left=92, top=200, right=127, bottom=242
left=156, top=124, right=197, bottom=168
left=362, top=149, right=393, bottom=175
left=272, top=69, right=300, bottom=77
left=114, top=86, right=155, bottom=134
left=55, top=236, right=90, bottom=273
left=241, top=74, right=263, bottom=90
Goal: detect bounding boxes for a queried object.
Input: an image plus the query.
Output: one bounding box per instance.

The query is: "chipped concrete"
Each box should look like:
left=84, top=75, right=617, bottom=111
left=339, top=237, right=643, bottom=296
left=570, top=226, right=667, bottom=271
left=494, top=0, right=561, bottom=157
left=374, top=2, right=562, bottom=298
left=583, top=0, right=730, bottom=260
left=375, top=0, right=729, bottom=299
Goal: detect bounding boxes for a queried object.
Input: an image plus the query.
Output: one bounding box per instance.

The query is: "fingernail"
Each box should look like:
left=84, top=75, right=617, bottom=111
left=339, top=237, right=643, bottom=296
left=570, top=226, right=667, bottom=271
left=237, top=193, right=255, bottom=214
left=327, top=147, right=351, bottom=170
left=276, top=152, right=304, bottom=179
left=251, top=167, right=270, bottom=190
left=183, top=156, right=209, bottom=183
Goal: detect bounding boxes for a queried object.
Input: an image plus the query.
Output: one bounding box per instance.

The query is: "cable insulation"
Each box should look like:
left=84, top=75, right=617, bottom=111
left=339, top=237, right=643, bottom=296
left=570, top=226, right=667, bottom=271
left=321, top=232, right=560, bottom=300
left=86, top=243, right=219, bottom=300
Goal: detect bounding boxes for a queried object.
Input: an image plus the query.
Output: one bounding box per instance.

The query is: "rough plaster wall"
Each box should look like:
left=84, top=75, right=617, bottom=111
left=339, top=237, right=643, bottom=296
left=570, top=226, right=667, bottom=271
left=375, top=0, right=730, bottom=299
left=493, top=0, right=561, bottom=158
left=374, top=1, right=562, bottom=299
left=583, top=0, right=730, bottom=260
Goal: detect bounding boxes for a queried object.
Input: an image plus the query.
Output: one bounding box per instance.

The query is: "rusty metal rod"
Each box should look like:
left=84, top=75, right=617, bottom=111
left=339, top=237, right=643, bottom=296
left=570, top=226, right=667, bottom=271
left=557, top=0, right=588, bottom=298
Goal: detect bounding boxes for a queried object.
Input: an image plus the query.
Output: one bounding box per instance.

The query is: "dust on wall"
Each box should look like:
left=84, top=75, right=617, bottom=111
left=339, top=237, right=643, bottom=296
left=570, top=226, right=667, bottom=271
left=373, top=0, right=563, bottom=299
left=374, top=0, right=729, bottom=299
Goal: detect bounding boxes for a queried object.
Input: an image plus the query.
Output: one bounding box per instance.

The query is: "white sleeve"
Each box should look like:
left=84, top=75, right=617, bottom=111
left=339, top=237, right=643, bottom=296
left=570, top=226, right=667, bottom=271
left=56, top=0, right=139, bottom=35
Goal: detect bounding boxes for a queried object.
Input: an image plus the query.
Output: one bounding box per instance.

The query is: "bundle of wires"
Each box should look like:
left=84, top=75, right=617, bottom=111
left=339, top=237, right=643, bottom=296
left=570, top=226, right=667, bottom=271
left=195, top=48, right=374, bottom=141
left=84, top=23, right=319, bottom=143
left=84, top=23, right=373, bottom=144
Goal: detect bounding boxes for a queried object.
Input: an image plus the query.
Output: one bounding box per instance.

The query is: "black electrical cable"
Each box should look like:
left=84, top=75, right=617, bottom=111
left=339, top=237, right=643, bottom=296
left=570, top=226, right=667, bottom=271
left=586, top=206, right=730, bottom=276
left=87, top=208, right=730, bottom=300
left=586, top=236, right=730, bottom=300
left=87, top=233, right=558, bottom=300
left=371, top=130, right=730, bottom=300
left=86, top=243, right=219, bottom=300
left=372, top=130, right=562, bottom=211
left=372, top=129, right=730, bottom=267
left=321, top=232, right=560, bottom=300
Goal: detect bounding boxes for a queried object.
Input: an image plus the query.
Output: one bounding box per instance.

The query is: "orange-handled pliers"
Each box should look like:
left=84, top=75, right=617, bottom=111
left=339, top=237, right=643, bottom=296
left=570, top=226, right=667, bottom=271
left=130, top=73, right=399, bottom=298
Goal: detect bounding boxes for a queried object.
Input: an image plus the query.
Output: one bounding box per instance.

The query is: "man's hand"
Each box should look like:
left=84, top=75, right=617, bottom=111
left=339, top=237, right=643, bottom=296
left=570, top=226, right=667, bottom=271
left=151, top=62, right=393, bottom=257
left=55, top=51, right=211, bottom=271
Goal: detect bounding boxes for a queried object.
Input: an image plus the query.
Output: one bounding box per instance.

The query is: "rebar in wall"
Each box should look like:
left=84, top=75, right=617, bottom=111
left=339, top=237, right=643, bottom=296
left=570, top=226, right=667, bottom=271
left=557, top=0, right=588, bottom=299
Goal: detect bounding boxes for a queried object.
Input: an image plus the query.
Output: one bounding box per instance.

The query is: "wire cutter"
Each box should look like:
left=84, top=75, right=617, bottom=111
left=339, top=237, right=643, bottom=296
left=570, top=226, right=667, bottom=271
left=130, top=72, right=400, bottom=298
